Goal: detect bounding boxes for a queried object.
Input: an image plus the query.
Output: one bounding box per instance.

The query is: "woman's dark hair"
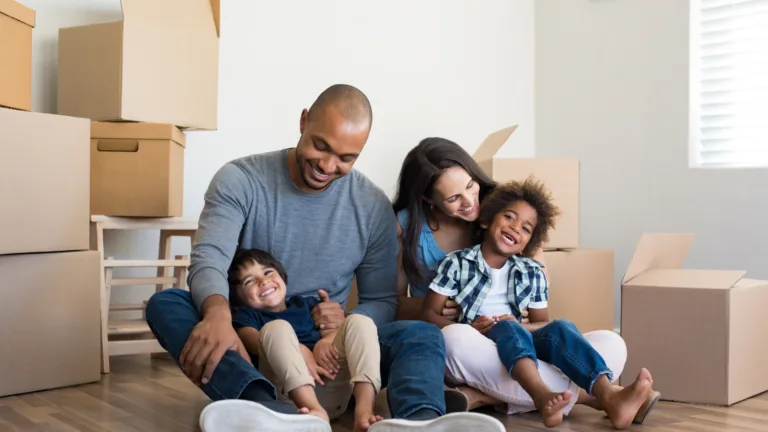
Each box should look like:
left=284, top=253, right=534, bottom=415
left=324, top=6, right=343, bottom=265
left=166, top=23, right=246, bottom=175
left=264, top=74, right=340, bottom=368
left=392, top=137, right=497, bottom=287
left=227, top=248, right=288, bottom=308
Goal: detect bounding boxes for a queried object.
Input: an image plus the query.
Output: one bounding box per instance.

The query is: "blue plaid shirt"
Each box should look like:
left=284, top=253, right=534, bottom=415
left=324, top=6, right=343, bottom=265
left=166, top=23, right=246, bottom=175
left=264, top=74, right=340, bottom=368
left=428, top=245, right=548, bottom=324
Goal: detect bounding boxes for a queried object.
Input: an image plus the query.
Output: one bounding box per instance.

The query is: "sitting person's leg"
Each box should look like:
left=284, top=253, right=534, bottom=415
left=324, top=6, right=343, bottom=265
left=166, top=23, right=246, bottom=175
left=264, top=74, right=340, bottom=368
left=332, top=314, right=383, bottom=431
left=486, top=320, right=572, bottom=427
left=258, top=319, right=328, bottom=422
left=533, top=319, right=655, bottom=430
left=146, top=289, right=291, bottom=410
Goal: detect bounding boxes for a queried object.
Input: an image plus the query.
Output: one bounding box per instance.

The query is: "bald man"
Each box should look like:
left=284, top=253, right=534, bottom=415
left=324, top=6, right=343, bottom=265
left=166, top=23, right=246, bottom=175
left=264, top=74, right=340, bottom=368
left=145, top=85, right=504, bottom=431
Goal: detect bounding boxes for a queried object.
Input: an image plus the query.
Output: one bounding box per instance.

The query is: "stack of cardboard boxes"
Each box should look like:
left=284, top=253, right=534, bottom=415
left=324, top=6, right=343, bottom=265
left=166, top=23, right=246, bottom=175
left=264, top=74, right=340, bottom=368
left=0, top=0, right=100, bottom=397
left=57, top=0, right=220, bottom=217
left=473, top=126, right=615, bottom=333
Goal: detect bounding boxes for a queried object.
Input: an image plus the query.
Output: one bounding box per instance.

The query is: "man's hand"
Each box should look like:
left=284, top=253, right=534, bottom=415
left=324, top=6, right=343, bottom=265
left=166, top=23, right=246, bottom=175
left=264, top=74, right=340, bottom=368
left=179, top=297, right=250, bottom=386
left=313, top=336, right=341, bottom=376
left=300, top=344, right=333, bottom=385
left=471, top=315, right=495, bottom=335
left=441, top=299, right=461, bottom=322
left=311, top=289, right=344, bottom=331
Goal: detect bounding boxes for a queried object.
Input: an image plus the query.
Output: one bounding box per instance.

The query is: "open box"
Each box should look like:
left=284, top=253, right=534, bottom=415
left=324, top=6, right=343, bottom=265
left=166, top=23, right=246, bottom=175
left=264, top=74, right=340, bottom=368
left=58, top=0, right=220, bottom=129
left=473, top=126, right=579, bottom=249
left=620, top=233, right=768, bottom=405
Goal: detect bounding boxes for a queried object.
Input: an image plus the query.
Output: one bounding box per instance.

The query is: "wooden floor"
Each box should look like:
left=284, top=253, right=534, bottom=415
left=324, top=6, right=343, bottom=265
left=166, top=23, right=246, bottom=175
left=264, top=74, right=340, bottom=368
left=1, top=355, right=767, bottom=431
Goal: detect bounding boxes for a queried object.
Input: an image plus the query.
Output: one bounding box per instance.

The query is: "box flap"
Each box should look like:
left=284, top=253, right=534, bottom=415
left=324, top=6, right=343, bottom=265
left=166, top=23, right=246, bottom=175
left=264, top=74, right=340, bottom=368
left=0, top=0, right=35, bottom=27
left=91, top=122, right=186, bottom=147
left=473, top=125, right=518, bottom=162
left=121, top=0, right=219, bottom=38
left=622, top=233, right=694, bottom=284
left=626, top=269, right=745, bottom=289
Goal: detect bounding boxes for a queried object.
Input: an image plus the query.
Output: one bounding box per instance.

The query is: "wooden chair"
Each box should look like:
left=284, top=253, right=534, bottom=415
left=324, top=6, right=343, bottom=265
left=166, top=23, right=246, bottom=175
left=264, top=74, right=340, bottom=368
left=90, top=215, right=198, bottom=373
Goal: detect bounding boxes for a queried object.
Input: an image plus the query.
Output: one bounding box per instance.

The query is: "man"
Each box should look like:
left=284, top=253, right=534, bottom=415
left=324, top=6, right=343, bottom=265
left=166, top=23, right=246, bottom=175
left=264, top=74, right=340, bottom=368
left=145, top=85, right=504, bottom=431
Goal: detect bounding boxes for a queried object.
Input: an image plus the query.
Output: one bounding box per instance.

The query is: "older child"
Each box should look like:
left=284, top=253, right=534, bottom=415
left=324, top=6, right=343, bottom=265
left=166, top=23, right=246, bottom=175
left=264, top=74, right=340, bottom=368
left=229, top=249, right=383, bottom=432
left=421, top=178, right=659, bottom=430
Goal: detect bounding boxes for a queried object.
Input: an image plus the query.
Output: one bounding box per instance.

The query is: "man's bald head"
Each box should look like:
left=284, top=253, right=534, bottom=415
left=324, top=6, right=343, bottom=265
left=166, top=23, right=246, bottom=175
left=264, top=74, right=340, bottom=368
left=307, top=84, right=373, bottom=127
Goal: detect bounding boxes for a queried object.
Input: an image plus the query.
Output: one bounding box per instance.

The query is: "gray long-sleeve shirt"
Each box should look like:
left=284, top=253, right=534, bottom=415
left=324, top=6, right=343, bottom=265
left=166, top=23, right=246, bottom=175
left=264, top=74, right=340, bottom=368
left=188, top=149, right=399, bottom=327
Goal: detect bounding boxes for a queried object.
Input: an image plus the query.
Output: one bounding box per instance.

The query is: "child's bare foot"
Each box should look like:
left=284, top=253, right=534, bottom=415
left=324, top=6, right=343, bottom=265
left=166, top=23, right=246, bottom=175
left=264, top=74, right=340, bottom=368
left=600, top=369, right=653, bottom=430
left=353, top=408, right=383, bottom=432
left=534, top=390, right=572, bottom=428
left=297, top=406, right=330, bottom=423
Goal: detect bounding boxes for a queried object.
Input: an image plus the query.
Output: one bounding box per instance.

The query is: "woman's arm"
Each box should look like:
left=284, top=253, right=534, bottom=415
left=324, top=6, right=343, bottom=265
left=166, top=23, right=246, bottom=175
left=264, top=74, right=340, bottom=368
left=421, top=291, right=456, bottom=329
left=235, top=327, right=261, bottom=355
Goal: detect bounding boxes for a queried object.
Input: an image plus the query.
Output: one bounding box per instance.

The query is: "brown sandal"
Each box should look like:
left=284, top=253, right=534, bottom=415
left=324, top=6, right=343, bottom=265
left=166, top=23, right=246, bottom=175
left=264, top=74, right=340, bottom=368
left=633, top=390, right=661, bottom=424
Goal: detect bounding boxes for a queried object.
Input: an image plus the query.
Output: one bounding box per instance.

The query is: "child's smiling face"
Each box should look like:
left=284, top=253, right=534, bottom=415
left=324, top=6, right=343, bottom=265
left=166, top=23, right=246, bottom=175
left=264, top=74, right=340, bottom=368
left=482, top=200, right=538, bottom=257
left=236, top=262, right=287, bottom=312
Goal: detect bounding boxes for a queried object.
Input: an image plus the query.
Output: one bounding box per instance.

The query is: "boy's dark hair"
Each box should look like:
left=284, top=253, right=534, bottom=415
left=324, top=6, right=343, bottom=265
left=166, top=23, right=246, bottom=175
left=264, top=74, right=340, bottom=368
left=227, top=248, right=288, bottom=307
left=476, top=176, right=561, bottom=257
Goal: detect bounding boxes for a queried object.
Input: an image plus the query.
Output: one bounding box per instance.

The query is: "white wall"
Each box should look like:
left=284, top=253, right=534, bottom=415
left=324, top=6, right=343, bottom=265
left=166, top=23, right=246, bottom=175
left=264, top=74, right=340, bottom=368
left=20, top=0, right=534, bottom=306
left=535, top=0, right=768, bottom=328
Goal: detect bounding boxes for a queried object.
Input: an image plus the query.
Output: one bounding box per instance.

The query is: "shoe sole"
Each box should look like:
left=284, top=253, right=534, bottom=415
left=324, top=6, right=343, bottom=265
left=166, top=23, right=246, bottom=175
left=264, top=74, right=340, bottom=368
left=633, top=391, right=661, bottom=425
left=368, top=412, right=505, bottom=432
left=199, top=400, right=331, bottom=432
left=444, top=388, right=469, bottom=413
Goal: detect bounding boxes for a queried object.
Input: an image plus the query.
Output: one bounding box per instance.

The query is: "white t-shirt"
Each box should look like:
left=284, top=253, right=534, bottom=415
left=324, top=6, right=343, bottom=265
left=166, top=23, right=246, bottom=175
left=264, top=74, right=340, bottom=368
left=477, top=261, right=514, bottom=317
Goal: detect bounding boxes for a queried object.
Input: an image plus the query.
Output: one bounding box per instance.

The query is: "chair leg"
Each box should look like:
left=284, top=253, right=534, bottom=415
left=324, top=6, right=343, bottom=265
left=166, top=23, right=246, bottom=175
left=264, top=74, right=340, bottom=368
left=101, top=257, right=114, bottom=374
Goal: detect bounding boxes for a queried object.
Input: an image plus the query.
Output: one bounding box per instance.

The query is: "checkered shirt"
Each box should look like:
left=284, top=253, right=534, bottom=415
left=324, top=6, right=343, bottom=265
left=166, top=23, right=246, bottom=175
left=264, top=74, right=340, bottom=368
left=428, top=244, right=547, bottom=324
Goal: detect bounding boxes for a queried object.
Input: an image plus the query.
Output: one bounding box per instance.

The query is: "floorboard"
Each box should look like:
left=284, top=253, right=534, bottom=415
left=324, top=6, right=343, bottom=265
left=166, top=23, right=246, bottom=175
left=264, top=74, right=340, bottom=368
left=1, top=356, right=765, bottom=431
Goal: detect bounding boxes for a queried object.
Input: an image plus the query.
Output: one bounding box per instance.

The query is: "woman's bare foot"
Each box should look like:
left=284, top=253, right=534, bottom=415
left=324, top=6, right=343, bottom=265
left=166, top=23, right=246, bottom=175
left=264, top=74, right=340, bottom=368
left=599, top=369, right=654, bottom=430
left=534, top=390, right=572, bottom=428
left=353, top=408, right=384, bottom=432
left=297, top=406, right=330, bottom=423
left=456, top=385, right=501, bottom=410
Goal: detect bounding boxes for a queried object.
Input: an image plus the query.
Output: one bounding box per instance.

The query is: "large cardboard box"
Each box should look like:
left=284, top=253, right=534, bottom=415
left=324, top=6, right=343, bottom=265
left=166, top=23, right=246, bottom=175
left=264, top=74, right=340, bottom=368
left=0, top=0, right=34, bottom=111
left=544, top=249, right=614, bottom=333
left=0, top=108, right=90, bottom=255
left=473, top=126, right=579, bottom=249
left=0, top=251, right=101, bottom=397
left=91, top=121, right=186, bottom=217
left=58, top=0, right=220, bottom=130
left=620, top=233, right=768, bottom=405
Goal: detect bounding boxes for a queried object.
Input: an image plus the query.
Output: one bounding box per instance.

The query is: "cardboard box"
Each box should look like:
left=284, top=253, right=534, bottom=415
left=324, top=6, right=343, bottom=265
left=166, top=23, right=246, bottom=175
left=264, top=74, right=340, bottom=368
left=0, top=0, right=34, bottom=111
left=620, top=233, right=768, bottom=405
left=473, top=126, right=579, bottom=249
left=544, top=249, right=614, bottom=333
left=91, top=121, right=186, bottom=217
left=58, top=0, right=220, bottom=130
left=0, top=108, right=90, bottom=255
left=0, top=251, right=101, bottom=397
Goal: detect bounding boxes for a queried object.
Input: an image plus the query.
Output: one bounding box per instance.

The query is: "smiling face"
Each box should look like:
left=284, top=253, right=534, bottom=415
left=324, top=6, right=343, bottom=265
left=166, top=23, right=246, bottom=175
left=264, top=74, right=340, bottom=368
left=428, top=166, right=481, bottom=222
left=482, top=200, right=538, bottom=258
left=235, top=261, right=288, bottom=312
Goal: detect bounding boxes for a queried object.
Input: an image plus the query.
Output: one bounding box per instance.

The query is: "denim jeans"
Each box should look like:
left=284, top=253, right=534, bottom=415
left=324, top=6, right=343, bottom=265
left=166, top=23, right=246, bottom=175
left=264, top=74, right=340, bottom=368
left=486, top=319, right=613, bottom=394
left=145, top=289, right=447, bottom=419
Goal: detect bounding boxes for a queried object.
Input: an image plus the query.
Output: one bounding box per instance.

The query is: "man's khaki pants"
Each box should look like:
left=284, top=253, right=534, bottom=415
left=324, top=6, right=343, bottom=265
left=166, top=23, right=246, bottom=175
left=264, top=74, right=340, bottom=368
left=258, top=314, right=382, bottom=420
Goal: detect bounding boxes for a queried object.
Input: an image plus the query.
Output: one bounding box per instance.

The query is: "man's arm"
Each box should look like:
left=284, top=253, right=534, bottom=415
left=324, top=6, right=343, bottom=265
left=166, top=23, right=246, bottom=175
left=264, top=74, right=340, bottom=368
left=395, top=220, right=425, bottom=321
left=188, top=163, right=253, bottom=311
left=349, top=199, right=399, bottom=327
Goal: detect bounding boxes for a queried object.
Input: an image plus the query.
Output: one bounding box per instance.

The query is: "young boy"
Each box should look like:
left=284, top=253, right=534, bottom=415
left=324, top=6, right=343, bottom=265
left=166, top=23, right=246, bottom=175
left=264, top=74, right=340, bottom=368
left=229, top=248, right=383, bottom=432
left=421, top=177, right=659, bottom=430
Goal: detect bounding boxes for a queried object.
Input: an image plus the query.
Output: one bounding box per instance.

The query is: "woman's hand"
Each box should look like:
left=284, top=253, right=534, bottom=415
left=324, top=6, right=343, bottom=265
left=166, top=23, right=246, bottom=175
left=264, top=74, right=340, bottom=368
left=441, top=299, right=461, bottom=321
left=520, top=309, right=529, bottom=324
left=300, top=344, right=333, bottom=385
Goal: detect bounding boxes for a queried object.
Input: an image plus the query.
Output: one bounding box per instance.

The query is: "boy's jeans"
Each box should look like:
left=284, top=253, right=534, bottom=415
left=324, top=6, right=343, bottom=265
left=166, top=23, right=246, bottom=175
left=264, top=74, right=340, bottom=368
left=145, top=289, right=446, bottom=419
left=486, top=319, right=613, bottom=394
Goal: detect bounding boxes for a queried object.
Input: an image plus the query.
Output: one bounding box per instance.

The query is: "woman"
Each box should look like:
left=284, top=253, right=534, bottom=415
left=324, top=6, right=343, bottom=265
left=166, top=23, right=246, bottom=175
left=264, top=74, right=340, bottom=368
left=392, top=137, right=629, bottom=417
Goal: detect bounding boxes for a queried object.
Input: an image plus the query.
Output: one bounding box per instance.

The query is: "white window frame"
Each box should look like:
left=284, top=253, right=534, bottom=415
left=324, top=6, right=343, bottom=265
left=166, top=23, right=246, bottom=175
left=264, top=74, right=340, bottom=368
left=689, top=0, right=768, bottom=169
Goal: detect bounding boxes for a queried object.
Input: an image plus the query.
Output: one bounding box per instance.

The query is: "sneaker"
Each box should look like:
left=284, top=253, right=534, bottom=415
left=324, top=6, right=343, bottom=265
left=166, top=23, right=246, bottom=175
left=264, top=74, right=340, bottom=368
left=368, top=412, right=505, bottom=432
left=199, top=399, right=331, bottom=432
left=443, top=387, right=469, bottom=413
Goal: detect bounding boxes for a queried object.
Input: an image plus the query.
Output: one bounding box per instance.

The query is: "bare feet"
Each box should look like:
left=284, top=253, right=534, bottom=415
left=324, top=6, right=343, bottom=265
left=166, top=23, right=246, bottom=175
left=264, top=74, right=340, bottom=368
left=534, top=390, right=572, bottom=428
left=297, top=406, right=330, bottom=423
left=353, top=408, right=383, bottom=432
left=455, top=385, right=501, bottom=410
left=600, top=369, right=654, bottom=430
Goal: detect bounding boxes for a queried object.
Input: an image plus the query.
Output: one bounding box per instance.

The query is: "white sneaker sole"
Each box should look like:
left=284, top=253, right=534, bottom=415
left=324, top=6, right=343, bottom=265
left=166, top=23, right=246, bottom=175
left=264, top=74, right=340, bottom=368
left=199, top=400, right=331, bottom=432
left=368, top=412, right=506, bottom=432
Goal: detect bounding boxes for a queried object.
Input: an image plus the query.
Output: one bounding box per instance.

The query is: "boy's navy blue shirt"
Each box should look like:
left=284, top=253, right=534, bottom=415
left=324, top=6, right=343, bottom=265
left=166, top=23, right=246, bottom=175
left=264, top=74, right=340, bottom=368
left=232, top=296, right=322, bottom=350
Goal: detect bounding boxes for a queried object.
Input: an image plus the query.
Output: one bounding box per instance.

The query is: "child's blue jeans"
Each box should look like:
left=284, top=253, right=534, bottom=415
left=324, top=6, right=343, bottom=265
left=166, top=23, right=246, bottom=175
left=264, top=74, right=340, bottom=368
left=486, top=319, right=613, bottom=394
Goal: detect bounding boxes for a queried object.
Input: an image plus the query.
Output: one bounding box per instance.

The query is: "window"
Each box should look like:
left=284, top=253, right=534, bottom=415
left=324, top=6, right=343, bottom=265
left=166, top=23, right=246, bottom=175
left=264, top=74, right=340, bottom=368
left=690, top=0, right=768, bottom=168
